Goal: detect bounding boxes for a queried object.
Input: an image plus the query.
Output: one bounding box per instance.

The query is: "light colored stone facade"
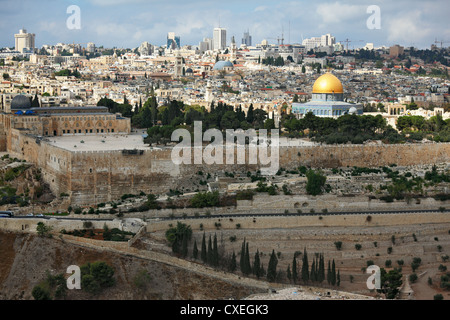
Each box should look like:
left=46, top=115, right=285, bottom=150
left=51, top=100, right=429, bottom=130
left=3, top=129, right=450, bottom=206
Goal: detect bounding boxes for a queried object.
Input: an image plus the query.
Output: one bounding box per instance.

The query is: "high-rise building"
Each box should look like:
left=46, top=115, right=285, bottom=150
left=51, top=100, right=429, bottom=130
left=138, top=41, right=152, bottom=56
left=167, top=32, right=181, bottom=49
left=242, top=30, right=252, bottom=47
left=199, top=38, right=213, bottom=53
left=213, top=27, right=227, bottom=51
left=389, top=45, right=404, bottom=58
left=14, top=29, right=35, bottom=53
left=302, top=33, right=335, bottom=51
left=86, top=42, right=96, bottom=53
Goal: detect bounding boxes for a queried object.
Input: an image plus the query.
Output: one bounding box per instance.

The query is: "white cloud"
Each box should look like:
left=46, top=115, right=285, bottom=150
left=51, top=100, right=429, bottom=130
left=254, top=6, right=268, bottom=12
left=87, top=0, right=147, bottom=6
left=316, top=1, right=364, bottom=25
left=385, top=10, right=432, bottom=45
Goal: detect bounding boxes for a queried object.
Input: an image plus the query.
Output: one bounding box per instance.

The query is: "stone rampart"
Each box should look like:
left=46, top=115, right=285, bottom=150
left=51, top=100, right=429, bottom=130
left=0, top=217, right=121, bottom=233
left=6, top=130, right=450, bottom=206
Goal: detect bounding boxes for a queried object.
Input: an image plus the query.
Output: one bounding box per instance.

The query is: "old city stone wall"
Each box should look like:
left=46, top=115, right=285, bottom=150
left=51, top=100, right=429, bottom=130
left=4, top=132, right=450, bottom=206
left=0, top=217, right=121, bottom=233
left=7, top=129, right=72, bottom=198
left=278, top=143, right=450, bottom=169
left=70, top=149, right=179, bottom=205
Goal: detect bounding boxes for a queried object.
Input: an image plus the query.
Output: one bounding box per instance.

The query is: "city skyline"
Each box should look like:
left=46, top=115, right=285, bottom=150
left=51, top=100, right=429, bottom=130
left=0, top=0, right=449, bottom=50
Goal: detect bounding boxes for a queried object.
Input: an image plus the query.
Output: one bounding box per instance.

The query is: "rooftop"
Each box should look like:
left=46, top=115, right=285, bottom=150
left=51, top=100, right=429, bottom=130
left=46, top=131, right=152, bottom=152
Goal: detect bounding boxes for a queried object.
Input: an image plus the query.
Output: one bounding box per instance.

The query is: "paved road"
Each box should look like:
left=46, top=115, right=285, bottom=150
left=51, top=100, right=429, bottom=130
left=158, top=208, right=449, bottom=220
left=3, top=208, right=448, bottom=222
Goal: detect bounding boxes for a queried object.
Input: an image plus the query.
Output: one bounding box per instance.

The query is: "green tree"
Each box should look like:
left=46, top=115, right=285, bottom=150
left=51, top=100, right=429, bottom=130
left=287, top=265, right=292, bottom=282
left=292, top=255, right=298, bottom=284
left=301, top=248, right=309, bottom=283
left=246, top=104, right=254, bottom=123
left=193, top=239, right=198, bottom=260
left=240, top=238, right=246, bottom=273
left=165, top=222, right=192, bottom=255
left=244, top=242, right=251, bottom=275
left=264, top=118, right=275, bottom=130
left=334, top=241, right=343, bottom=250
left=207, top=234, right=213, bottom=265
left=36, top=222, right=52, bottom=238
left=201, top=232, right=207, bottom=263
left=32, top=285, right=52, bottom=300
left=80, top=261, right=115, bottom=295
left=331, top=259, right=336, bottom=286
left=253, top=249, right=262, bottom=279
left=379, top=268, right=403, bottom=299
left=409, top=273, right=418, bottom=283
left=318, top=253, right=325, bottom=283
left=213, top=233, right=219, bottom=267
left=31, top=94, right=40, bottom=108
left=190, top=191, right=220, bottom=208
left=306, top=170, right=327, bottom=196
left=267, top=249, right=278, bottom=282
left=229, top=251, right=237, bottom=272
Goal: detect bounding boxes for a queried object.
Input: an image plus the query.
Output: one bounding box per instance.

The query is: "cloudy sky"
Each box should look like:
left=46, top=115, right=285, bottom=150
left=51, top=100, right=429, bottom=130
left=1, top=0, right=449, bottom=49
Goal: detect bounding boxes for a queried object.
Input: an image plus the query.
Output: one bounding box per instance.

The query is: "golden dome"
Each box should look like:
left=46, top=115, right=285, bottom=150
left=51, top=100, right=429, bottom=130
left=312, top=73, right=344, bottom=94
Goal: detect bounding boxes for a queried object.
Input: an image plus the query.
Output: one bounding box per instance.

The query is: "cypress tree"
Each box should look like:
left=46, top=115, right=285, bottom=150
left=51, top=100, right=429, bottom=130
left=207, top=234, right=213, bottom=265
left=301, top=248, right=309, bottom=283
left=331, top=259, right=336, bottom=286
left=181, top=233, right=188, bottom=257
left=318, top=254, right=325, bottom=283
left=260, top=263, right=265, bottom=277
left=327, top=260, right=331, bottom=285
left=246, top=104, right=254, bottom=123
left=267, top=250, right=278, bottom=282
left=292, top=255, right=298, bottom=284
left=310, top=258, right=316, bottom=282
left=31, top=94, right=40, bottom=108
left=201, top=232, right=207, bottom=263
left=240, top=238, right=246, bottom=273
left=193, top=239, right=198, bottom=260
left=229, top=251, right=237, bottom=272
left=253, top=249, right=261, bottom=279
left=243, top=242, right=251, bottom=275
left=287, top=265, right=292, bottom=282
left=213, top=233, right=219, bottom=267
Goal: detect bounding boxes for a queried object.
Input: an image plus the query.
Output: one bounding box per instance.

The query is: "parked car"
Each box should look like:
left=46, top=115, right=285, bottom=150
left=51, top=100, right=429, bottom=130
left=26, top=213, right=34, bottom=216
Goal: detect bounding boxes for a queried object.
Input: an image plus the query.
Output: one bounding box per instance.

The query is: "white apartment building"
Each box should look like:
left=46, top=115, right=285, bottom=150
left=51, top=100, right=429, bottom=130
left=213, top=27, right=227, bottom=51
left=302, top=33, right=335, bottom=51
left=14, top=29, right=35, bottom=53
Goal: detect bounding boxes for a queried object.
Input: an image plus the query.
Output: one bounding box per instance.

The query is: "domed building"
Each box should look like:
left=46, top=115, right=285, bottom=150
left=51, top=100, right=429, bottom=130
left=213, top=60, right=234, bottom=71
left=10, top=94, right=32, bottom=110
left=292, top=73, right=363, bottom=117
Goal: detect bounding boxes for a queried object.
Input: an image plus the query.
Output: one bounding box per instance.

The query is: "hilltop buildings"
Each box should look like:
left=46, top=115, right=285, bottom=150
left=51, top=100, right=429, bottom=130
left=14, top=29, right=35, bottom=53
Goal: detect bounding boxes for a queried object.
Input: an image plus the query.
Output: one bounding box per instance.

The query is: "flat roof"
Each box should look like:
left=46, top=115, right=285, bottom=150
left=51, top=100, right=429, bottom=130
left=31, top=106, right=108, bottom=111
left=46, top=132, right=152, bottom=152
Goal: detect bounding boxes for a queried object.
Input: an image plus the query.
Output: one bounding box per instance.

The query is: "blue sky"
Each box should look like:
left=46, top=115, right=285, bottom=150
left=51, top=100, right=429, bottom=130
left=0, top=0, right=449, bottom=49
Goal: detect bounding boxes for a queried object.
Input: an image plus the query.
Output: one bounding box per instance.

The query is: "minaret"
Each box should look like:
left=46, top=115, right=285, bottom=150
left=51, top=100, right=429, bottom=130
left=230, top=36, right=237, bottom=61
left=174, top=50, right=183, bottom=78
left=205, top=80, right=213, bottom=103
